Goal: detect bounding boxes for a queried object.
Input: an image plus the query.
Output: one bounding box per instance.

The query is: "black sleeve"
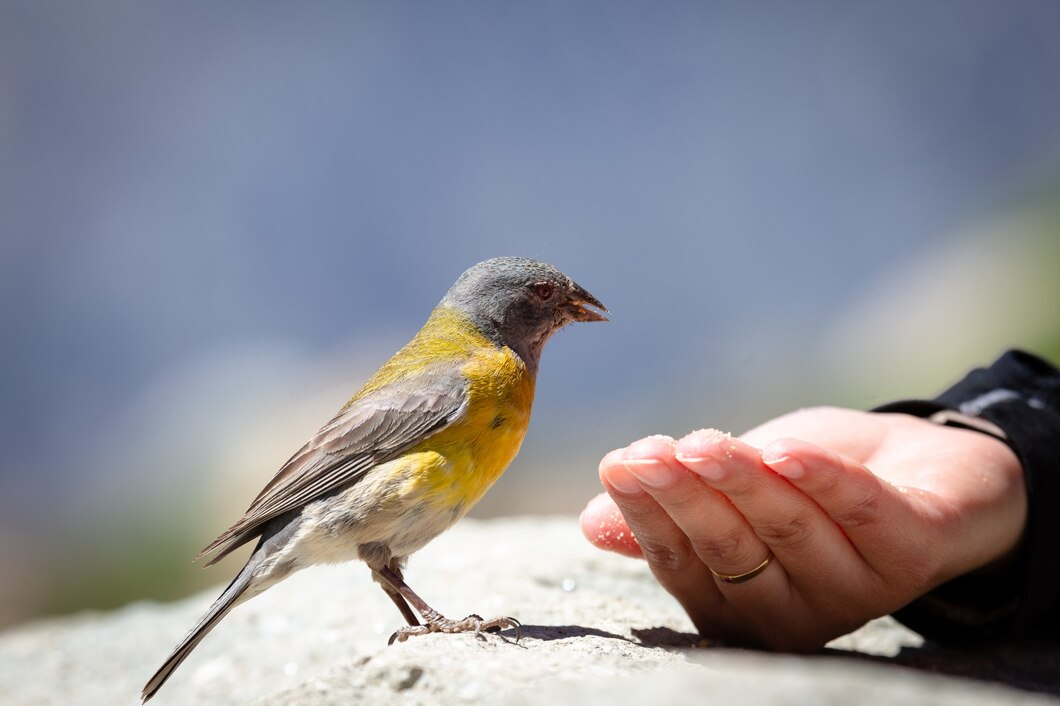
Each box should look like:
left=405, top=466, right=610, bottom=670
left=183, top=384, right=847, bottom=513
left=871, top=349, right=1060, bottom=642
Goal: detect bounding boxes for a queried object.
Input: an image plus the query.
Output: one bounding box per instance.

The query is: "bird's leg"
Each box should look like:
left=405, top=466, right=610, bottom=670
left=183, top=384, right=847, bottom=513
left=375, top=564, right=520, bottom=644
left=373, top=559, right=420, bottom=626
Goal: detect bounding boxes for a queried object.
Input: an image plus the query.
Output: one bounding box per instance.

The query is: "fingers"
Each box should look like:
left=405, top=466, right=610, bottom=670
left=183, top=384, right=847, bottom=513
left=591, top=431, right=889, bottom=638
left=593, top=433, right=789, bottom=588
left=619, top=432, right=778, bottom=580
left=673, top=431, right=869, bottom=591
left=594, top=439, right=728, bottom=630
left=759, top=437, right=926, bottom=578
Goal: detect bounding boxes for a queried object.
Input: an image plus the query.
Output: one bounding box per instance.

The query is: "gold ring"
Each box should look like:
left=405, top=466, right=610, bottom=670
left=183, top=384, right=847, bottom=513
left=709, top=552, right=774, bottom=584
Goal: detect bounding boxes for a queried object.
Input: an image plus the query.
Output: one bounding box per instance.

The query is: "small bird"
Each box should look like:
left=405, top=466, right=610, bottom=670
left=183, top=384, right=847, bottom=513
left=142, top=257, right=606, bottom=701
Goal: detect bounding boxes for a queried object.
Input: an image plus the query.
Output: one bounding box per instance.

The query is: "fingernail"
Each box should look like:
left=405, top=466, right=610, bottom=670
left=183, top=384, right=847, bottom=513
left=674, top=453, right=724, bottom=480
left=622, top=459, right=676, bottom=489
left=602, top=463, right=643, bottom=494
left=674, top=429, right=730, bottom=480
left=764, top=453, right=805, bottom=479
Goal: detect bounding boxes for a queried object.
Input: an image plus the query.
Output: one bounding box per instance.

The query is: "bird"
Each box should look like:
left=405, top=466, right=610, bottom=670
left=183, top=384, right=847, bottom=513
left=141, top=257, right=607, bottom=701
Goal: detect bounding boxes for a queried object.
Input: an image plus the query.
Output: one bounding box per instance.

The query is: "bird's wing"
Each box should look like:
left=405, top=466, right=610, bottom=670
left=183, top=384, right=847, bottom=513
left=196, top=362, right=469, bottom=565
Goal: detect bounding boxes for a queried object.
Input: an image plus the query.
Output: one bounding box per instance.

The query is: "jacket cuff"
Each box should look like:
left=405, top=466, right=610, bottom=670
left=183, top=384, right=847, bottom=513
left=872, top=350, right=1060, bottom=642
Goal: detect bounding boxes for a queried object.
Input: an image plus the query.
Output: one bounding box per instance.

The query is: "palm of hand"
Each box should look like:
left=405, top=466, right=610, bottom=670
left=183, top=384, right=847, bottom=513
left=744, top=407, right=1024, bottom=581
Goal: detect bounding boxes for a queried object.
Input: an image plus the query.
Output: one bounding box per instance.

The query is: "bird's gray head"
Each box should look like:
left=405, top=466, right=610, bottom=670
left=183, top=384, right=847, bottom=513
left=441, top=257, right=607, bottom=375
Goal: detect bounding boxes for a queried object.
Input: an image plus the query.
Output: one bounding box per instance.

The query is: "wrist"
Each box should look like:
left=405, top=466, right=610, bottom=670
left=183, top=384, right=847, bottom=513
left=871, top=349, right=1060, bottom=640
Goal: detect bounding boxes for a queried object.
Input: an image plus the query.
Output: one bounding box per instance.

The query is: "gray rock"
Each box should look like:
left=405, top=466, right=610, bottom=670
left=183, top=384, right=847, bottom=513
left=1, top=517, right=1057, bottom=705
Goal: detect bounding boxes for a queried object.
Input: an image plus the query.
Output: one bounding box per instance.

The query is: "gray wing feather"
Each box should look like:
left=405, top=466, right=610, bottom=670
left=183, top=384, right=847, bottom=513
left=197, top=363, right=469, bottom=565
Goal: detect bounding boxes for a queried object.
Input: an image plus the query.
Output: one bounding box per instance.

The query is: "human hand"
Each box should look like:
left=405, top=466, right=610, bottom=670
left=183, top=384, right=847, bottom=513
left=580, top=407, right=1025, bottom=650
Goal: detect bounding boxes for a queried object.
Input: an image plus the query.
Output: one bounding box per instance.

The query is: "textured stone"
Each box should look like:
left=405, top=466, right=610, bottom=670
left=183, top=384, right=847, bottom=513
left=1, top=517, right=1057, bottom=705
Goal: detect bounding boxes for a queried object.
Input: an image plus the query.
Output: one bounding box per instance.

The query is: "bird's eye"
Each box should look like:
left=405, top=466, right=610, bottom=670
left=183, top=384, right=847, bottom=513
left=533, top=283, right=555, bottom=301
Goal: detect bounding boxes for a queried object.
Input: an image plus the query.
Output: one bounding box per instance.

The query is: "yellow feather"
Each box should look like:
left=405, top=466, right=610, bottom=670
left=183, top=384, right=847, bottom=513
left=347, top=304, right=535, bottom=515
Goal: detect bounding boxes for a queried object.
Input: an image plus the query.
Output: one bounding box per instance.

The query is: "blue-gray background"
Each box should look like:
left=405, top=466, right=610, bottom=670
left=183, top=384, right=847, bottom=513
left=3, top=1, right=1059, bottom=627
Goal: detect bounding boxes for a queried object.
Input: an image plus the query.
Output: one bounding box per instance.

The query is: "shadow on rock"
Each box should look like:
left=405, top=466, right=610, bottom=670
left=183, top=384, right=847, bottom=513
left=509, top=624, right=632, bottom=642
left=837, top=639, right=1060, bottom=697
left=630, top=626, right=705, bottom=648
left=511, top=624, right=703, bottom=648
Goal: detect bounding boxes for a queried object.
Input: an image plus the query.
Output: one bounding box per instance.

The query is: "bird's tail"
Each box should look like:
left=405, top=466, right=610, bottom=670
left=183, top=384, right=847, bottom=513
left=141, top=564, right=255, bottom=702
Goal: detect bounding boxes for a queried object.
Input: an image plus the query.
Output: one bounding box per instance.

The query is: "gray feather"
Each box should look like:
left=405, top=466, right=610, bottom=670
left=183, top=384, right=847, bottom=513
left=143, top=516, right=301, bottom=701
left=141, top=569, right=249, bottom=702
left=196, top=361, right=469, bottom=566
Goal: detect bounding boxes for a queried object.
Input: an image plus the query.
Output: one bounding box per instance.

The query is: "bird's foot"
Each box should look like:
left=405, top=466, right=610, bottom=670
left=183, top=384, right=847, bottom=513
left=388, top=614, right=520, bottom=645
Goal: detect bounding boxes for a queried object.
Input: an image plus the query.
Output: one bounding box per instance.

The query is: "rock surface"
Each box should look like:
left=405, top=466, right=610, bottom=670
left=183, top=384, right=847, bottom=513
left=1, top=517, right=1058, bottom=705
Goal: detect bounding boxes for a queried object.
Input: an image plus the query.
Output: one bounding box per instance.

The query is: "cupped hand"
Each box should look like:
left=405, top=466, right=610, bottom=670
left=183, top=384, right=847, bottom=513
left=580, top=406, right=1025, bottom=650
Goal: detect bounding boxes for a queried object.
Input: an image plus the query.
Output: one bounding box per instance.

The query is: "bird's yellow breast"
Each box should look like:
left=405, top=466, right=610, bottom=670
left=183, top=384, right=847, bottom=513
left=353, top=305, right=536, bottom=517
left=411, top=344, right=535, bottom=511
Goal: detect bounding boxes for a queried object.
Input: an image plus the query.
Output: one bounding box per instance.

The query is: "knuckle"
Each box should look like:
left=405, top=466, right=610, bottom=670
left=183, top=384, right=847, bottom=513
left=618, top=498, right=667, bottom=529
left=657, top=485, right=710, bottom=515
left=811, top=465, right=845, bottom=496
left=752, top=514, right=815, bottom=549
left=835, top=484, right=883, bottom=528
left=689, top=526, right=755, bottom=565
left=638, top=536, right=695, bottom=574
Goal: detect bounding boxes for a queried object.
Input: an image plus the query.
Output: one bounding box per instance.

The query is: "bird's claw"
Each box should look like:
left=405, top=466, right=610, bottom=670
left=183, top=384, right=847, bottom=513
left=485, top=616, right=521, bottom=634
left=388, top=614, right=521, bottom=645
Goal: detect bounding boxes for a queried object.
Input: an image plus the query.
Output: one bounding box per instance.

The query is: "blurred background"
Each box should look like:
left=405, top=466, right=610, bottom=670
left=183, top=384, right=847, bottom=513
left=2, top=0, right=1059, bottom=629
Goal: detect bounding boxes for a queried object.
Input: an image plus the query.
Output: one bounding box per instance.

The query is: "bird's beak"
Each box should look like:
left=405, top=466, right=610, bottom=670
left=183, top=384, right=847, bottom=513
left=564, top=285, right=608, bottom=323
